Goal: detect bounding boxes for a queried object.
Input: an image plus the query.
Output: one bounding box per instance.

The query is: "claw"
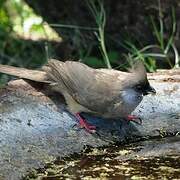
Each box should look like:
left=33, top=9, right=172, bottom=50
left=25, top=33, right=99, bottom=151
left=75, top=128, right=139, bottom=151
left=75, top=113, right=96, bottom=133
left=127, top=115, right=142, bottom=125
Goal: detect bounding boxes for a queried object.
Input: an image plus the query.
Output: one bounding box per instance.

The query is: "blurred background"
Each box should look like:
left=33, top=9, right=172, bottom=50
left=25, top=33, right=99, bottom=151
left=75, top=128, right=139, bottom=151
left=0, top=0, right=179, bottom=84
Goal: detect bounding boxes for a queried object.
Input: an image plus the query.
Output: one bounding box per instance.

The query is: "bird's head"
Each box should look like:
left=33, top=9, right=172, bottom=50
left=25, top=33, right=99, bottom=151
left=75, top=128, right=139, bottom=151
left=126, top=61, right=156, bottom=96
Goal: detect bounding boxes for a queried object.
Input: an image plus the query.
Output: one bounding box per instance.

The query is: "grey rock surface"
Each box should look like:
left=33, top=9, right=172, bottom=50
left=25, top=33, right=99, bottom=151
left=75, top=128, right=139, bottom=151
left=0, top=70, right=179, bottom=179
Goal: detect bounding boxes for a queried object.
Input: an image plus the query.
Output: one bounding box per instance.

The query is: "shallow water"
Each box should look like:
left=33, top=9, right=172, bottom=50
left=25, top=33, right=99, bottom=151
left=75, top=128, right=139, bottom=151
left=25, top=136, right=180, bottom=180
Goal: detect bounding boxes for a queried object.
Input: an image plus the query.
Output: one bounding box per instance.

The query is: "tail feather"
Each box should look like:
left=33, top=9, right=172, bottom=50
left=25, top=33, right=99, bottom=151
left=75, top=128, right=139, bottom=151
left=0, top=64, right=51, bottom=83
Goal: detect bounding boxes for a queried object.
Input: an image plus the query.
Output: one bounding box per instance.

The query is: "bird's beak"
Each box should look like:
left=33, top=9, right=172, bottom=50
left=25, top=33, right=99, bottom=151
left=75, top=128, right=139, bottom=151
left=143, top=86, right=156, bottom=95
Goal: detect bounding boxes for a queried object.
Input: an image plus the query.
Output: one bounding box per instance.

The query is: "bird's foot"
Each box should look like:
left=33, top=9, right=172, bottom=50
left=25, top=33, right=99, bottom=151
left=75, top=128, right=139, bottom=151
left=75, top=113, right=96, bottom=133
left=127, top=115, right=142, bottom=125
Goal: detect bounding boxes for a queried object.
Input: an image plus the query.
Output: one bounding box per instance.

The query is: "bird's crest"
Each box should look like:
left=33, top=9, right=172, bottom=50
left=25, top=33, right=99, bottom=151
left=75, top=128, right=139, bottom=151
left=129, top=60, right=147, bottom=82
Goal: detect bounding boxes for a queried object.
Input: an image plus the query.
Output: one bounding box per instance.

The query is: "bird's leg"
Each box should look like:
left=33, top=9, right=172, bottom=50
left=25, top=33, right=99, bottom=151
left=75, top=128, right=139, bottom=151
left=127, top=115, right=142, bottom=125
left=75, top=113, right=96, bottom=133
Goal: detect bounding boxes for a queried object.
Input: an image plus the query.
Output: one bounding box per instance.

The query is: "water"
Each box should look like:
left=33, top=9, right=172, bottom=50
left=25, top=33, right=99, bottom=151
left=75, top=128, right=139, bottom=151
left=24, top=136, right=180, bottom=179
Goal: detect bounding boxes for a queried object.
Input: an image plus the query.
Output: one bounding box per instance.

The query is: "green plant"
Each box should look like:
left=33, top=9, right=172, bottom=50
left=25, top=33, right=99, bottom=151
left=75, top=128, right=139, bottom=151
left=119, top=0, right=179, bottom=71
left=121, top=42, right=160, bottom=72
left=86, top=0, right=111, bottom=69
left=150, top=1, right=178, bottom=68
left=0, top=0, right=48, bottom=85
left=49, top=0, right=112, bottom=69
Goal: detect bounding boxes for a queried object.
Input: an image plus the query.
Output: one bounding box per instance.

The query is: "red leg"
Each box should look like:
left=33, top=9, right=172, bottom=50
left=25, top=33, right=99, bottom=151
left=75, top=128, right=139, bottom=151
left=127, top=115, right=142, bottom=125
left=75, top=113, right=96, bottom=133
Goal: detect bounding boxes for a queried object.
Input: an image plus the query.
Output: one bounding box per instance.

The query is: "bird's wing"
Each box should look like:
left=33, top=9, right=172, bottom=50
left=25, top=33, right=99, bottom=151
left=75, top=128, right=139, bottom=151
left=46, top=59, right=127, bottom=113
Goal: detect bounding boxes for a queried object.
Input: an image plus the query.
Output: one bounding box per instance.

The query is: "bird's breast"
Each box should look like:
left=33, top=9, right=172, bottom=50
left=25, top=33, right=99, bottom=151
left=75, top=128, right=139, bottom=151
left=121, top=88, right=143, bottom=113
left=99, top=89, right=143, bottom=119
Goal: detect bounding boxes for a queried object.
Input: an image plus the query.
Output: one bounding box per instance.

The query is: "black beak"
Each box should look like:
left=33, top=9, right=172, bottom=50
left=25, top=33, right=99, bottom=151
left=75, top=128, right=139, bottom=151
left=143, top=86, right=156, bottom=96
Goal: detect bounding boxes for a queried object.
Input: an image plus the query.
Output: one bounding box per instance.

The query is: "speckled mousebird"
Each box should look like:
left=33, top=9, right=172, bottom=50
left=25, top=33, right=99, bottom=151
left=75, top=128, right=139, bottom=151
left=0, top=59, right=156, bottom=132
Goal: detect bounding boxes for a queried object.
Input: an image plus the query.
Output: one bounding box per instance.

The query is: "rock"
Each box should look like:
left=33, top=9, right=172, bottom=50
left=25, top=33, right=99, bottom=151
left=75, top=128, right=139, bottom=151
left=0, top=69, right=179, bottom=179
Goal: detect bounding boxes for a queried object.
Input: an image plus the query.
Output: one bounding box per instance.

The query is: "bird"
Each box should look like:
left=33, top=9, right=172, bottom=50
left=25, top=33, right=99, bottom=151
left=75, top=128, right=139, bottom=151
left=0, top=59, right=156, bottom=132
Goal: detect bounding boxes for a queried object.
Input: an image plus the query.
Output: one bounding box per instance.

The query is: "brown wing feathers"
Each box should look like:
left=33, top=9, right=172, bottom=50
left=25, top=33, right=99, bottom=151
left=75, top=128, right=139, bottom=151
left=46, top=60, right=78, bottom=96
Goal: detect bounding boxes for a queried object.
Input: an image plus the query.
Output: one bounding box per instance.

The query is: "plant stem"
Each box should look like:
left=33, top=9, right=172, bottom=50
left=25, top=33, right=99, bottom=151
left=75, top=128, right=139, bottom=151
left=87, top=0, right=111, bottom=69
left=49, top=24, right=98, bottom=31
left=99, top=26, right=111, bottom=69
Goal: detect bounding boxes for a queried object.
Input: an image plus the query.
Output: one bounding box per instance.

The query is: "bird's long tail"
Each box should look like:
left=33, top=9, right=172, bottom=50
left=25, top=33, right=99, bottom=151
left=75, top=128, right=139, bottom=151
left=0, top=64, right=50, bottom=83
